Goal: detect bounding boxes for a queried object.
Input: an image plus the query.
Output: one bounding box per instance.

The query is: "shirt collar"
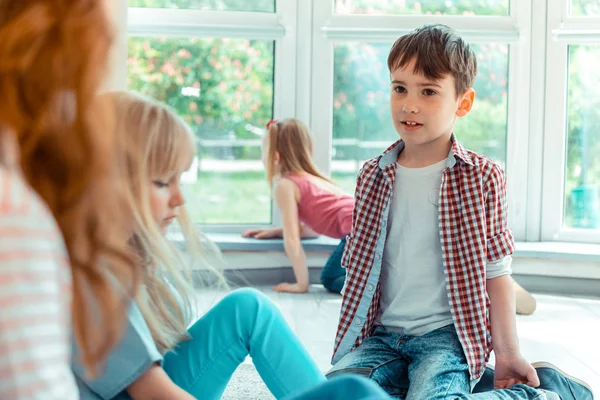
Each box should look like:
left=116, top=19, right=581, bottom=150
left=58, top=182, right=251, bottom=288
left=378, top=134, right=473, bottom=170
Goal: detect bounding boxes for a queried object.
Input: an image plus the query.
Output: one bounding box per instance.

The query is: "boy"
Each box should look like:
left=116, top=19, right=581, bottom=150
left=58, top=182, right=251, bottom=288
left=328, top=24, right=559, bottom=399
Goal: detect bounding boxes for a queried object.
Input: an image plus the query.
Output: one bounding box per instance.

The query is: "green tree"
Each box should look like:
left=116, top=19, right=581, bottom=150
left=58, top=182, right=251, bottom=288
left=128, top=37, right=274, bottom=160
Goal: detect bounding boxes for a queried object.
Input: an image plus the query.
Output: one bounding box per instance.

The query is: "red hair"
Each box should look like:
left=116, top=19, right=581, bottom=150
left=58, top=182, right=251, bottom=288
left=0, top=0, right=140, bottom=374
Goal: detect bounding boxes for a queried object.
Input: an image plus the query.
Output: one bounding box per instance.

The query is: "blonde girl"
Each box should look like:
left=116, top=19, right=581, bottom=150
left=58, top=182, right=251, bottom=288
left=72, top=92, right=326, bottom=400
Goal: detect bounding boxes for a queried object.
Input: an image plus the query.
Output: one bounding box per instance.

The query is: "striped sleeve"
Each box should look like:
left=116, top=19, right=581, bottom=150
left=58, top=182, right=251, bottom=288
left=0, top=169, right=78, bottom=399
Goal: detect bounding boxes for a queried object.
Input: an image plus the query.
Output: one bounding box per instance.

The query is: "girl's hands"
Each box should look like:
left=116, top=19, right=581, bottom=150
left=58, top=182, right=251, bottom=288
left=242, top=228, right=283, bottom=239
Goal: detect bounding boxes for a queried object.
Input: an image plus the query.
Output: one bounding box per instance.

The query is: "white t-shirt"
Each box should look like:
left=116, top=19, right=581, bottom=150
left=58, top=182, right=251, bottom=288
left=377, top=160, right=511, bottom=336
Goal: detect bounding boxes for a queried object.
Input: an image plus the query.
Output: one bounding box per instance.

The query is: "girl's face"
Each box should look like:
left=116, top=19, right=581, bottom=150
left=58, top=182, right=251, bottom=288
left=149, top=171, right=185, bottom=235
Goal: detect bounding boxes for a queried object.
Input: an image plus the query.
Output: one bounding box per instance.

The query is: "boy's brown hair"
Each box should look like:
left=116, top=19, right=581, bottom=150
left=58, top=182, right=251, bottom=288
left=387, top=24, right=477, bottom=97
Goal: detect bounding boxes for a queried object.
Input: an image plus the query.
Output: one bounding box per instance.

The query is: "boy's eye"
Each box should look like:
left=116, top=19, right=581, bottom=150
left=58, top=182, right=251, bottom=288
left=153, top=180, right=169, bottom=188
left=423, top=89, right=437, bottom=96
left=393, top=86, right=406, bottom=93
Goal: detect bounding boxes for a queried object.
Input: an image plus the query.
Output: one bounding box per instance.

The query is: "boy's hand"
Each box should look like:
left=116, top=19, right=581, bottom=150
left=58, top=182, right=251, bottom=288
left=494, top=355, right=540, bottom=389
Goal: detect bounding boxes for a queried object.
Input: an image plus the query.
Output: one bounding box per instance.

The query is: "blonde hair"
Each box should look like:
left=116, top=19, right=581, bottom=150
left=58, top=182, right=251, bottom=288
left=103, top=91, right=225, bottom=353
left=0, top=0, right=139, bottom=373
left=265, top=119, right=331, bottom=185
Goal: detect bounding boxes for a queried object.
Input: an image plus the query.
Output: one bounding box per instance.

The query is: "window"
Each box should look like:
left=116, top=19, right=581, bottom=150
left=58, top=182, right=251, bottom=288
left=124, top=0, right=600, bottom=243
left=564, top=45, right=600, bottom=230
left=128, top=37, right=275, bottom=224
left=126, top=2, right=292, bottom=228
left=570, top=0, right=600, bottom=16
left=128, top=0, right=275, bottom=13
left=333, top=0, right=509, bottom=16
left=541, top=1, right=600, bottom=242
left=310, top=0, right=525, bottom=235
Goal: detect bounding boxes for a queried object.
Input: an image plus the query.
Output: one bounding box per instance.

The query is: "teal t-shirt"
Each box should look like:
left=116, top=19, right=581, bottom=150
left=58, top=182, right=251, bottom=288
left=72, top=302, right=162, bottom=400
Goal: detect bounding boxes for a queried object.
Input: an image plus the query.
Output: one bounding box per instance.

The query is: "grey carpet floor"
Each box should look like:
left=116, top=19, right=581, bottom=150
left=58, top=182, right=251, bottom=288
left=221, top=363, right=275, bottom=400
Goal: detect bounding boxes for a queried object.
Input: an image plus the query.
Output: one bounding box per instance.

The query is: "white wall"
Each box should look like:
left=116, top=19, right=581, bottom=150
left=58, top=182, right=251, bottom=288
left=102, top=0, right=128, bottom=92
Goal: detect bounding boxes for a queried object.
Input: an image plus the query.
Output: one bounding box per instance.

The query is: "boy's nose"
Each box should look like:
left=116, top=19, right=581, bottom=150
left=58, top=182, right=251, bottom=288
left=402, top=102, right=419, bottom=114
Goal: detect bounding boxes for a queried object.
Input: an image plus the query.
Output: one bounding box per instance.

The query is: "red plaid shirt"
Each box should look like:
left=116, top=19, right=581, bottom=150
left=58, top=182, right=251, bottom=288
left=333, top=137, right=515, bottom=379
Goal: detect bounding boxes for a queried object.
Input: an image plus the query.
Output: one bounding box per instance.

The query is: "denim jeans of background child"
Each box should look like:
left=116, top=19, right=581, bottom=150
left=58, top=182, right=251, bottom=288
left=320, top=236, right=347, bottom=293
left=327, top=325, right=560, bottom=399
left=162, top=288, right=326, bottom=399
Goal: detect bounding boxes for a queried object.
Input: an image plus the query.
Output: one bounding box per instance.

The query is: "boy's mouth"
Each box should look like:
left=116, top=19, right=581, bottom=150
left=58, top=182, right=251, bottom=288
left=401, top=120, right=423, bottom=131
left=401, top=120, right=423, bottom=127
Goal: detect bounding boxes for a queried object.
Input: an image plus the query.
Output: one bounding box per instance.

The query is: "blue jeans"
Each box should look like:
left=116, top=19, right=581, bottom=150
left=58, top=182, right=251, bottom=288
left=162, top=288, right=326, bottom=399
left=320, top=237, right=347, bottom=293
left=475, top=365, right=593, bottom=400
left=328, top=325, right=553, bottom=399
left=284, top=375, right=393, bottom=400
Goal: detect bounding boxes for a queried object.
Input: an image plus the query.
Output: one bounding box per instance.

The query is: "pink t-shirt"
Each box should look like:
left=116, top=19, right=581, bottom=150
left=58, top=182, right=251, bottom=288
left=284, top=174, right=354, bottom=239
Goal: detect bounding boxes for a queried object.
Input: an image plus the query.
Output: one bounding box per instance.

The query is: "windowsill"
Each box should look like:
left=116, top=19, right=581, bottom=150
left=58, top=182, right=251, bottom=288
left=514, top=241, right=600, bottom=262
left=207, top=233, right=600, bottom=261
left=195, top=234, right=600, bottom=294
left=207, top=233, right=340, bottom=252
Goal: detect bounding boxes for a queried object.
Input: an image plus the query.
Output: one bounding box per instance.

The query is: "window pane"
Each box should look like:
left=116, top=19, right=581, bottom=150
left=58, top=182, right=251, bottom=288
left=331, top=42, right=508, bottom=194
left=334, top=0, right=508, bottom=16
left=570, top=0, right=600, bottom=16
left=128, top=37, right=274, bottom=224
left=129, top=0, right=275, bottom=13
left=564, top=45, right=600, bottom=230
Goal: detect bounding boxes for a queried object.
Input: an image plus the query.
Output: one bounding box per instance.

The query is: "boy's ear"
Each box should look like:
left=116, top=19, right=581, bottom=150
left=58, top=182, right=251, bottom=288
left=456, top=88, right=475, bottom=117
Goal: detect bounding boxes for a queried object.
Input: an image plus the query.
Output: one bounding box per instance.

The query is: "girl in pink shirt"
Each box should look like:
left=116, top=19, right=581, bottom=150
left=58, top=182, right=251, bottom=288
left=243, top=119, right=352, bottom=294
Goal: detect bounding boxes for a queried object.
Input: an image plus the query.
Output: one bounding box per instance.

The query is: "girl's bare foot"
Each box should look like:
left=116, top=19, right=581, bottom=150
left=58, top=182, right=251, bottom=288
left=514, top=279, right=536, bottom=315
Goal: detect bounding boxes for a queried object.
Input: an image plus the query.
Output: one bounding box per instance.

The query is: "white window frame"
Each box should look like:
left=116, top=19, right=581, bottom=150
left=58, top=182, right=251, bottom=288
left=541, top=1, right=600, bottom=243
left=104, top=1, right=128, bottom=92
left=310, top=0, right=531, bottom=241
left=119, top=0, right=600, bottom=245
left=126, top=1, right=301, bottom=233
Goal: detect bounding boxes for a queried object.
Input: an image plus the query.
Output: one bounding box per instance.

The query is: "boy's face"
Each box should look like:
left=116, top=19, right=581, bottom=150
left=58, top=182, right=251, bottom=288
left=389, top=58, right=474, bottom=147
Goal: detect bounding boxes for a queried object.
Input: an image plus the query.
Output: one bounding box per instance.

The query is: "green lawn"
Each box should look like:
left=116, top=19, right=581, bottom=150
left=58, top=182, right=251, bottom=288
left=183, top=169, right=590, bottom=229
left=183, top=171, right=358, bottom=225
